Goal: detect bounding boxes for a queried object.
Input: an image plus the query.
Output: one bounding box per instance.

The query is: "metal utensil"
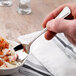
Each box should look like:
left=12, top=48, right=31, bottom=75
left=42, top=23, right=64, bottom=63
left=55, top=35, right=76, bottom=61
left=14, top=7, right=71, bottom=61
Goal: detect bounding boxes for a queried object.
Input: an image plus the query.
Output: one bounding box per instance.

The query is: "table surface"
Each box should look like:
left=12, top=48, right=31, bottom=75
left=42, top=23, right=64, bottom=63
left=0, top=0, right=75, bottom=42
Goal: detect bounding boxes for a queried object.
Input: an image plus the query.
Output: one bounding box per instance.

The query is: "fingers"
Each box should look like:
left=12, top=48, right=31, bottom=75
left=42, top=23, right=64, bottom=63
left=45, top=19, right=76, bottom=40
left=45, top=30, right=56, bottom=40
left=46, top=18, right=70, bottom=33
left=42, top=3, right=76, bottom=45
left=44, top=18, right=67, bottom=40
left=42, top=4, right=67, bottom=28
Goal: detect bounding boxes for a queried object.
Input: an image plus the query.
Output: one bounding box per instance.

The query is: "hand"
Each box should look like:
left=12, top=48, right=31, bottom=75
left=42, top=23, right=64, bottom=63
left=42, top=3, right=76, bottom=46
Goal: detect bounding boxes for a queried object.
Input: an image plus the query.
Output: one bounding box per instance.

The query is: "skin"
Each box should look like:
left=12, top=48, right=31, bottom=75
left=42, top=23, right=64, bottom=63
left=42, top=3, right=76, bottom=46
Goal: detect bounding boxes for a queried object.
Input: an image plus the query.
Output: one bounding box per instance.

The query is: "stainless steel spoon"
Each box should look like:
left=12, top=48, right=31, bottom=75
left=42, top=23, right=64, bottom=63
left=14, top=7, right=71, bottom=61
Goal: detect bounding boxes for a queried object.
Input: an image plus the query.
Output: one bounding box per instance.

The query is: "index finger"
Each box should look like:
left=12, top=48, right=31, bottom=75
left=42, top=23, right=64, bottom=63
left=42, top=5, right=66, bottom=28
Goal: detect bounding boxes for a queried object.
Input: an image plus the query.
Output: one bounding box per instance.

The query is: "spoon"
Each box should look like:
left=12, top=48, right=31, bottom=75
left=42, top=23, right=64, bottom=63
left=14, top=7, right=71, bottom=61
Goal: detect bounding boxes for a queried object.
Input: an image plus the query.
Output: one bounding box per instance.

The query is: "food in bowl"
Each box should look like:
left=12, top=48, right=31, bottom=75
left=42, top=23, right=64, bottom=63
left=0, top=36, right=21, bottom=69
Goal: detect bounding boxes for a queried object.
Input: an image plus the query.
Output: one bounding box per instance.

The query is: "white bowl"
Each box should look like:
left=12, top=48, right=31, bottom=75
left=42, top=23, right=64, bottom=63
left=0, top=40, right=28, bottom=75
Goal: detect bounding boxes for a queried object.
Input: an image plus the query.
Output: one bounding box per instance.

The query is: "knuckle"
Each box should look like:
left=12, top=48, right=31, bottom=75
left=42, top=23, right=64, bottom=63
left=46, top=21, right=51, bottom=28
left=54, top=18, right=65, bottom=32
left=46, top=19, right=60, bottom=32
left=53, top=19, right=61, bottom=30
left=47, top=21, right=50, bottom=25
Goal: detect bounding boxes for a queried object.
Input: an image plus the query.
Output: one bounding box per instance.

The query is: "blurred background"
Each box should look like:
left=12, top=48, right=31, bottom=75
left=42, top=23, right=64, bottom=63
left=0, top=0, right=75, bottom=41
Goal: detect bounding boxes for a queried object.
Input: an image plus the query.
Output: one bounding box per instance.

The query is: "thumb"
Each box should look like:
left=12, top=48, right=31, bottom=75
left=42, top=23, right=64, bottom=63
left=46, top=18, right=72, bottom=33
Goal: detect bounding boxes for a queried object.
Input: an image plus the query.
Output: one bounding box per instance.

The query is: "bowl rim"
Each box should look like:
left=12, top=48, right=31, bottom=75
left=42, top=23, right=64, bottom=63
left=0, top=40, right=29, bottom=70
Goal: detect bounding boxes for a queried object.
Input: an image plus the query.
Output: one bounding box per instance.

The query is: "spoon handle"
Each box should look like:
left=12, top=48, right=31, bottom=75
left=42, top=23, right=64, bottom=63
left=14, top=7, right=71, bottom=52
left=30, top=7, right=71, bottom=44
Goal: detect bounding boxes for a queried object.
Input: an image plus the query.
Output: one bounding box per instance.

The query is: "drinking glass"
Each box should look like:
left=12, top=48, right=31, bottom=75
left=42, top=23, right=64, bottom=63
left=0, top=0, right=12, bottom=6
left=17, top=0, right=32, bottom=15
